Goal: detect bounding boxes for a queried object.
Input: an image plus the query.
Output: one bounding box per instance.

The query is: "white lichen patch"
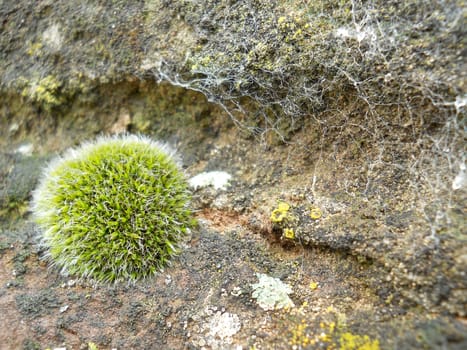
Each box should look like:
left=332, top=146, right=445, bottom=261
left=335, top=25, right=376, bottom=43
left=42, top=24, right=63, bottom=51
left=251, top=273, right=294, bottom=311
left=452, top=161, right=466, bottom=190
left=206, top=311, right=241, bottom=343
left=192, top=308, right=242, bottom=349
left=15, top=143, right=34, bottom=156
left=189, top=171, right=232, bottom=190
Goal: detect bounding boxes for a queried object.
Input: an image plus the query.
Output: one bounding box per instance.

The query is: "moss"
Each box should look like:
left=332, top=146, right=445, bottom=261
left=21, top=75, right=65, bottom=110
left=31, top=134, right=195, bottom=283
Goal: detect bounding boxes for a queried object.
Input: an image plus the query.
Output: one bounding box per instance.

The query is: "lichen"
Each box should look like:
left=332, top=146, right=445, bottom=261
left=309, top=207, right=322, bottom=220
left=251, top=273, right=294, bottom=311
left=283, top=228, right=295, bottom=240
left=339, top=332, right=380, bottom=350
left=287, top=306, right=381, bottom=349
left=21, top=75, right=64, bottom=110
left=188, top=171, right=232, bottom=191
left=270, top=201, right=298, bottom=241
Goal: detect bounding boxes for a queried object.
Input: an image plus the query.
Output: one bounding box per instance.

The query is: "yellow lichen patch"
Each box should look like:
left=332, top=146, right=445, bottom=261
left=27, top=42, right=43, bottom=57
left=286, top=304, right=381, bottom=350
left=310, top=206, right=322, bottom=220
left=289, top=320, right=314, bottom=348
left=270, top=201, right=291, bottom=222
left=270, top=208, right=287, bottom=223
left=277, top=16, right=287, bottom=25
left=270, top=201, right=300, bottom=240
left=23, top=75, right=64, bottom=110
left=320, top=321, right=336, bottom=335
left=309, top=281, right=319, bottom=291
left=339, top=332, right=380, bottom=350
left=88, top=342, right=99, bottom=350
left=284, top=228, right=295, bottom=239
left=277, top=202, right=290, bottom=212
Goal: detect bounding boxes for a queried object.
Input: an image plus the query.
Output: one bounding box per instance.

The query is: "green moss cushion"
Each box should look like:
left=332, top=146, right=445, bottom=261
left=32, top=134, right=193, bottom=283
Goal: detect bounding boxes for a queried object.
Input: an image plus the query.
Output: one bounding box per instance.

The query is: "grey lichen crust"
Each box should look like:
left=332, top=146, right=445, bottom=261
left=31, top=134, right=194, bottom=283
left=251, top=273, right=294, bottom=311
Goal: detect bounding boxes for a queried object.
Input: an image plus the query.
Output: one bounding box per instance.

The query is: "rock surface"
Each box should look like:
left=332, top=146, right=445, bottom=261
left=0, top=1, right=465, bottom=349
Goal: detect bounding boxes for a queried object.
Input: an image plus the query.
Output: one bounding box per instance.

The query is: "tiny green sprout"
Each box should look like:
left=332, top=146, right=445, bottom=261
left=31, top=134, right=194, bottom=283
